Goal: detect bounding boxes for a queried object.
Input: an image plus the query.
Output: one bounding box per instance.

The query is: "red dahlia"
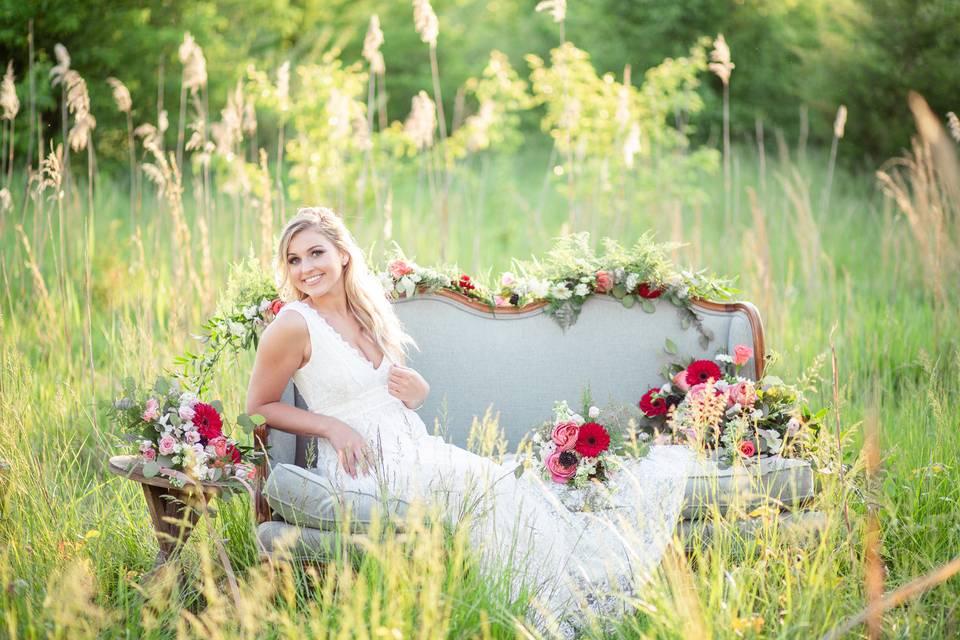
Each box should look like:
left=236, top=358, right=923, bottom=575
left=574, top=422, right=611, bottom=457
left=685, top=359, right=723, bottom=386
left=458, top=275, right=475, bottom=291
left=639, top=388, right=668, bottom=417
left=192, top=403, right=223, bottom=441
left=637, top=283, right=663, bottom=299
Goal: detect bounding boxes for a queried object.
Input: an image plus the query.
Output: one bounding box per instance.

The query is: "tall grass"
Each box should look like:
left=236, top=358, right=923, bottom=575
left=1, top=17, right=960, bottom=640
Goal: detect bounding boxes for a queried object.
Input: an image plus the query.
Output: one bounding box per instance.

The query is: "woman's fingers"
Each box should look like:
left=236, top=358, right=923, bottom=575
left=342, top=445, right=357, bottom=478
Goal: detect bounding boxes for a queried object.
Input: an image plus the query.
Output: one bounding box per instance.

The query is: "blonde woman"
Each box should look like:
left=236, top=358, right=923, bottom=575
left=247, top=207, right=694, bottom=634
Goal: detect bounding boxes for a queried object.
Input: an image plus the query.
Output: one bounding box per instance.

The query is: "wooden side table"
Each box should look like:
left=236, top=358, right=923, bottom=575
left=108, top=455, right=241, bottom=567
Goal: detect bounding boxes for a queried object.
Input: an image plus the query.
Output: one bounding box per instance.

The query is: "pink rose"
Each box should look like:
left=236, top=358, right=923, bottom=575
left=210, top=436, right=228, bottom=457
left=672, top=370, right=691, bottom=392
left=500, top=272, right=516, bottom=287
left=178, top=405, right=195, bottom=421
left=142, top=398, right=160, bottom=422
left=269, top=299, right=284, bottom=315
left=594, top=270, right=613, bottom=294
left=389, top=260, right=414, bottom=278
left=738, top=440, right=757, bottom=458
left=494, top=295, right=510, bottom=307
left=729, top=380, right=757, bottom=407
left=158, top=435, right=176, bottom=455
left=733, top=344, right=754, bottom=367
left=545, top=450, right=577, bottom=483
left=142, top=448, right=156, bottom=461
left=184, top=430, right=201, bottom=444
left=551, top=421, right=580, bottom=451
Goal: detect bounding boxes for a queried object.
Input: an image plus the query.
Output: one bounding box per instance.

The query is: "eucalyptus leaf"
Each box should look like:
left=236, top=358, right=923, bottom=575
left=514, top=464, right=524, bottom=479
left=621, top=295, right=635, bottom=309
left=698, top=334, right=710, bottom=350
left=764, top=375, right=785, bottom=386
left=664, top=338, right=678, bottom=355
left=153, top=377, right=169, bottom=396
left=236, top=413, right=255, bottom=433
left=210, top=400, right=224, bottom=414
left=680, top=314, right=691, bottom=329
left=250, top=414, right=266, bottom=426
left=641, top=299, right=656, bottom=314
left=611, top=284, right=626, bottom=299
left=141, top=461, right=160, bottom=478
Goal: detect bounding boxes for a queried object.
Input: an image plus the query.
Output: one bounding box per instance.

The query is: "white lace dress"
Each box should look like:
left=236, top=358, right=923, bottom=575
left=279, top=301, right=694, bottom=632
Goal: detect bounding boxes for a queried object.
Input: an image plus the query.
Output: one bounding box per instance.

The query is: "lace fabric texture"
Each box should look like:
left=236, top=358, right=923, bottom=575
left=279, top=301, right=694, bottom=630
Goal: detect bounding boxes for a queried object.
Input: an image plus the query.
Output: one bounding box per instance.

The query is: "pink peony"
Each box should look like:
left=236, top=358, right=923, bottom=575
left=546, top=450, right=578, bottom=483
left=158, top=435, right=176, bottom=455
left=672, top=370, right=691, bottom=392
left=594, top=270, right=614, bottom=294
left=142, top=398, right=160, bottom=422
left=389, top=260, right=414, bottom=278
left=729, top=380, right=757, bottom=407
left=551, top=421, right=580, bottom=451
left=733, top=344, right=754, bottom=367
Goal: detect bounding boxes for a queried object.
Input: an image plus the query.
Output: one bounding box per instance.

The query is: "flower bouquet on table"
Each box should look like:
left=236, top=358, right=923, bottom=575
left=112, top=376, right=264, bottom=486
left=637, top=344, right=825, bottom=466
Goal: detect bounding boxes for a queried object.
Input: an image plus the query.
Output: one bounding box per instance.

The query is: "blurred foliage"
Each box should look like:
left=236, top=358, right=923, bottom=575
left=1, top=0, right=958, bottom=167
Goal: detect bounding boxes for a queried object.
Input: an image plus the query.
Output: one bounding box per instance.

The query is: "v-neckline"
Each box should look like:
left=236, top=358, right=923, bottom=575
left=302, top=301, right=386, bottom=371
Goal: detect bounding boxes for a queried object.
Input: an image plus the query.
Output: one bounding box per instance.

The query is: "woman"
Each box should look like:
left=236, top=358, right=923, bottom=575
left=247, top=206, right=693, bottom=632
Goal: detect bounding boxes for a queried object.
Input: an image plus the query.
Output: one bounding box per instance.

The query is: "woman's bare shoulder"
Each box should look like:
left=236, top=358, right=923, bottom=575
left=259, top=307, right=309, bottom=351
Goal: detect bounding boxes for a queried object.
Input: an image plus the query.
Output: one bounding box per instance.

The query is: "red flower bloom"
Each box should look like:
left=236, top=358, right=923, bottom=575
left=270, top=299, right=284, bottom=315
left=639, top=388, right=668, bottom=417
left=574, top=422, right=611, bottom=457
left=685, top=360, right=723, bottom=386
left=192, top=403, right=223, bottom=441
left=458, top=275, right=475, bottom=291
left=738, top=440, right=757, bottom=458
left=637, top=283, right=663, bottom=299
left=225, top=443, right=242, bottom=463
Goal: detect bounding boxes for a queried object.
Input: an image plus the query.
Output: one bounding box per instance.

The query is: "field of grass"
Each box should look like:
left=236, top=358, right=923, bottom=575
left=2, top=23, right=960, bottom=639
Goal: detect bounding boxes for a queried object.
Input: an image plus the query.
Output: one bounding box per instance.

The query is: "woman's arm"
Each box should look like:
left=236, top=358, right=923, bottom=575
left=246, top=313, right=372, bottom=477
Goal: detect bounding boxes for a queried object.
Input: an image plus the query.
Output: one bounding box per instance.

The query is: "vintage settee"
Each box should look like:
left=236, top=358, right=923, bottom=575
left=254, top=291, right=820, bottom=556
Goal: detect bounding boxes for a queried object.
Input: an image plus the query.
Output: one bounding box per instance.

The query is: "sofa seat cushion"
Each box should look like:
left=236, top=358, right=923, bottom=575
left=263, top=463, right=409, bottom=531
left=256, top=521, right=343, bottom=560
left=679, top=510, right=826, bottom=552
left=682, top=456, right=815, bottom=520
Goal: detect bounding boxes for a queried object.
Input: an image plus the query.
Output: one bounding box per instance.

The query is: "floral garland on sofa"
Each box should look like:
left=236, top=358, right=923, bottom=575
left=178, top=233, right=734, bottom=391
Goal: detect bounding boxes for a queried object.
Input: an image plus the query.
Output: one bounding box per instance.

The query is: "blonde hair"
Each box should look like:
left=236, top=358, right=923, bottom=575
left=276, top=206, right=416, bottom=364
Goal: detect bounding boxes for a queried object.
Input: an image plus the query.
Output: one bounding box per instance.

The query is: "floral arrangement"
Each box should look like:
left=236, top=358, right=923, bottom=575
left=528, top=399, right=626, bottom=488
left=378, top=253, right=493, bottom=304
left=112, top=376, right=263, bottom=484
left=637, top=344, right=825, bottom=464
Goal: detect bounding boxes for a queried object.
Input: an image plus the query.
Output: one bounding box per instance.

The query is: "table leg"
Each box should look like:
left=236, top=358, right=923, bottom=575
left=141, top=483, right=202, bottom=567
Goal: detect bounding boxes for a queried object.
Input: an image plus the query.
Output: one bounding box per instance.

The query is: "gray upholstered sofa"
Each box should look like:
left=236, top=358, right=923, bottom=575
left=254, top=291, right=819, bottom=557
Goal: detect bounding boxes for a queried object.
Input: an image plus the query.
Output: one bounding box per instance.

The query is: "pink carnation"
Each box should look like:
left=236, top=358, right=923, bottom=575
left=672, top=370, right=691, bottom=392
left=733, top=344, right=754, bottom=367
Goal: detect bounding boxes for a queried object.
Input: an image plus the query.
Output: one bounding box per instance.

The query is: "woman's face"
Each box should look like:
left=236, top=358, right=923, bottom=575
left=285, top=228, right=348, bottom=299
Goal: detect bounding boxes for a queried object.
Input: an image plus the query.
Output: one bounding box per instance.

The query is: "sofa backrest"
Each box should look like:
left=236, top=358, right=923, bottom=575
left=264, top=292, right=764, bottom=468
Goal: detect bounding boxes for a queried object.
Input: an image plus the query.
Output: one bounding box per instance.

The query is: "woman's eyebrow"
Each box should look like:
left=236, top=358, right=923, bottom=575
left=287, top=244, right=324, bottom=257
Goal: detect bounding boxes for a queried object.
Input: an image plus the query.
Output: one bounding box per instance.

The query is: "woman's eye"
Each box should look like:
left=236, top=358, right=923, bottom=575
left=312, top=249, right=324, bottom=256
left=288, top=257, right=299, bottom=265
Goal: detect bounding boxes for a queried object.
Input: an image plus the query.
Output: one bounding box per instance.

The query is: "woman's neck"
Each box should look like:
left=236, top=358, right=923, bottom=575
left=306, top=291, right=349, bottom=318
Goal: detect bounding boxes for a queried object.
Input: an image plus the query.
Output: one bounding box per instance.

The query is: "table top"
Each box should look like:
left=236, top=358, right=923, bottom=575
left=108, top=455, right=242, bottom=493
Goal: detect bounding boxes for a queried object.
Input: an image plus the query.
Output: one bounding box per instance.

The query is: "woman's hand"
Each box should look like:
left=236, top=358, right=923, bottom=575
left=324, top=418, right=376, bottom=478
left=387, top=365, right=430, bottom=410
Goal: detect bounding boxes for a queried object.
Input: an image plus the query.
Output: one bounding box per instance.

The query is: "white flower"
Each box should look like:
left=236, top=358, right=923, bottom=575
left=501, top=272, right=516, bottom=287
left=639, top=432, right=651, bottom=442
left=551, top=284, right=572, bottom=300
left=178, top=405, right=195, bottom=421
left=259, top=298, right=271, bottom=313
left=228, top=320, right=247, bottom=338
left=243, top=305, right=258, bottom=320
left=574, top=283, right=590, bottom=297
left=661, top=383, right=672, bottom=393
left=715, top=380, right=730, bottom=392
left=184, top=430, right=201, bottom=444
left=715, top=354, right=734, bottom=364
left=571, top=413, right=585, bottom=425
left=531, top=279, right=550, bottom=298
left=588, top=406, right=600, bottom=419
left=625, top=273, right=639, bottom=291
left=751, top=409, right=763, bottom=420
